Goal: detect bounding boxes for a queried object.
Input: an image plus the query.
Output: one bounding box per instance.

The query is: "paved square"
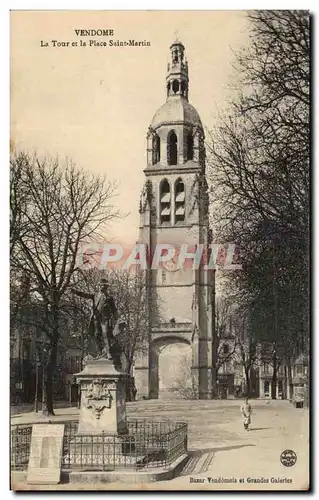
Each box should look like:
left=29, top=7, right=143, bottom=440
left=133, top=400, right=309, bottom=490
left=11, top=399, right=309, bottom=491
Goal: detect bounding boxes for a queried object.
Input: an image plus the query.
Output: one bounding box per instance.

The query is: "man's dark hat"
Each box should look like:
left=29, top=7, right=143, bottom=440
left=100, top=277, right=109, bottom=286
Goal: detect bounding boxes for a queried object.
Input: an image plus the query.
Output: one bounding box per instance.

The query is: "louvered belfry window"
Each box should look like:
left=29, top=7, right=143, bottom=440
left=175, top=178, right=185, bottom=222
left=160, top=179, right=171, bottom=223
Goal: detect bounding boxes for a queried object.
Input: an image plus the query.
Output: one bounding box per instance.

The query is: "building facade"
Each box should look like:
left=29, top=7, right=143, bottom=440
left=258, top=361, right=285, bottom=399
left=10, top=324, right=82, bottom=404
left=134, top=40, right=215, bottom=400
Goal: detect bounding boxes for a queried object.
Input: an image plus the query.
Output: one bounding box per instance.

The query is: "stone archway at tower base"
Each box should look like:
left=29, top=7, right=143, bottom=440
left=149, top=337, right=193, bottom=400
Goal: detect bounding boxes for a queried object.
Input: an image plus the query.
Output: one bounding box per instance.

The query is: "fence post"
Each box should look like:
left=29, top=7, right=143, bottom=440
left=102, top=431, right=105, bottom=471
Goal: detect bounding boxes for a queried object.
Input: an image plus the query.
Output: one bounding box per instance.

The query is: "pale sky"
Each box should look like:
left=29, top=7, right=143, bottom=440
left=11, top=11, right=250, bottom=246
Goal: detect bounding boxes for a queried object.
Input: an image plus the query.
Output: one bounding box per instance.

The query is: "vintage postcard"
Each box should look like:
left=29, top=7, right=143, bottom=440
left=10, top=10, right=310, bottom=491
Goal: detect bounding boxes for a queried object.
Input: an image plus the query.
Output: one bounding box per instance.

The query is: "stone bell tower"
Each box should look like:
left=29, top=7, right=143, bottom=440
left=135, top=40, right=215, bottom=400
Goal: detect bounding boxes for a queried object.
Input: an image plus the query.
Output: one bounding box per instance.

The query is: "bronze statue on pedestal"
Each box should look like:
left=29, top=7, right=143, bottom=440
left=71, top=278, right=125, bottom=369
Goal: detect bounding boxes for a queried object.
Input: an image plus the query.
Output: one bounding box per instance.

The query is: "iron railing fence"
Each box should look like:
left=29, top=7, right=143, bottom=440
left=10, top=425, right=32, bottom=471
left=11, top=419, right=187, bottom=472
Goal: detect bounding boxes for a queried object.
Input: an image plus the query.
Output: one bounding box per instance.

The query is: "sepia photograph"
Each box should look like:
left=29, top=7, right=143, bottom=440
left=9, top=9, right=310, bottom=491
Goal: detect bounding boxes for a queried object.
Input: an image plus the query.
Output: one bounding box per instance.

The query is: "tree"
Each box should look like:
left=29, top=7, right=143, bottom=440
left=172, top=354, right=199, bottom=400
left=62, top=267, right=151, bottom=400
left=207, top=11, right=310, bottom=386
left=69, top=267, right=150, bottom=377
left=258, top=341, right=286, bottom=399
left=10, top=152, right=30, bottom=256
left=10, top=150, right=118, bottom=415
left=60, top=286, right=92, bottom=366
left=106, top=269, right=150, bottom=376
left=211, top=298, right=237, bottom=398
left=233, top=305, right=259, bottom=397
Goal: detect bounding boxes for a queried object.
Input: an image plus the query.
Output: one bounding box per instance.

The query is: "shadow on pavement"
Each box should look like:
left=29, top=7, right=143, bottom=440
left=190, top=444, right=256, bottom=455
left=181, top=444, right=256, bottom=476
left=248, top=427, right=270, bottom=431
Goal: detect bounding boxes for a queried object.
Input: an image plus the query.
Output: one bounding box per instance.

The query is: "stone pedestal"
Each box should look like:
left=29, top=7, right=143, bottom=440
left=75, top=359, right=128, bottom=435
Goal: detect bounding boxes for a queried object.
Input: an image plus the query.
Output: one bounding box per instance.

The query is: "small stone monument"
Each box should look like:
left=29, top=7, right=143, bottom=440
left=27, top=424, right=65, bottom=484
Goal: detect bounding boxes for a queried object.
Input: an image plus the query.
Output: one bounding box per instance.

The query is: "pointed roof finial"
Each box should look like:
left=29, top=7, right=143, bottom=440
left=170, top=32, right=184, bottom=50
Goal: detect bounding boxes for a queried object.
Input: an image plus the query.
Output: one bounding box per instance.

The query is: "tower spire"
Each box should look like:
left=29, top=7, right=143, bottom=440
left=166, top=39, right=189, bottom=101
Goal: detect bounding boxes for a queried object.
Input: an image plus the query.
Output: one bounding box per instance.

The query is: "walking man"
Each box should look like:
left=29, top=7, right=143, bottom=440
left=241, top=397, right=252, bottom=431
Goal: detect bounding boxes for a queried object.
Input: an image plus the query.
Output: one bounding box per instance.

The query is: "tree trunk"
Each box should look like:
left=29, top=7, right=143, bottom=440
left=271, top=370, right=277, bottom=399
left=211, top=366, right=218, bottom=399
left=271, top=349, right=277, bottom=399
left=211, top=335, right=218, bottom=399
left=42, top=365, right=48, bottom=416
left=244, top=367, right=251, bottom=397
left=34, top=363, right=39, bottom=413
left=287, top=357, right=293, bottom=401
left=44, top=300, right=60, bottom=416
left=283, top=364, right=287, bottom=400
left=44, top=343, right=58, bottom=415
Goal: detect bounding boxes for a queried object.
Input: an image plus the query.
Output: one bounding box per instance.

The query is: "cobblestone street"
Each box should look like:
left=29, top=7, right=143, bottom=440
left=11, top=399, right=309, bottom=491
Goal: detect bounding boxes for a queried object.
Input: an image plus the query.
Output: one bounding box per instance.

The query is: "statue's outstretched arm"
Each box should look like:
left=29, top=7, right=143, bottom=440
left=71, top=288, right=94, bottom=300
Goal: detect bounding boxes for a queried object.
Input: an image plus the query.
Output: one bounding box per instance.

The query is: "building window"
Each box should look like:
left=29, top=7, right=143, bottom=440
left=278, top=380, right=283, bottom=394
left=223, top=344, right=229, bottom=355
left=187, top=133, right=194, bottom=160
left=172, top=80, right=179, bottom=94
left=167, top=131, right=178, bottom=166
left=67, top=356, right=82, bottom=373
left=153, top=134, right=160, bottom=164
left=10, top=340, right=15, bottom=358
left=160, top=179, right=171, bottom=223
left=295, top=364, right=305, bottom=375
left=174, top=178, right=185, bottom=223
left=223, top=361, right=231, bottom=373
left=263, top=362, right=270, bottom=374
left=23, top=339, right=31, bottom=360
left=264, top=380, right=270, bottom=396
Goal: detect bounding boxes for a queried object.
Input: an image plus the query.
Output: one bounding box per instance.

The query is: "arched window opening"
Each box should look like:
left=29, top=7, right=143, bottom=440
left=173, top=50, right=179, bottom=63
left=175, top=178, right=185, bottom=223
left=187, top=133, right=194, bottom=161
left=167, top=131, right=178, bottom=166
left=160, top=179, right=171, bottom=224
left=172, top=80, right=179, bottom=94
left=181, top=80, right=186, bottom=96
left=153, top=134, right=160, bottom=165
